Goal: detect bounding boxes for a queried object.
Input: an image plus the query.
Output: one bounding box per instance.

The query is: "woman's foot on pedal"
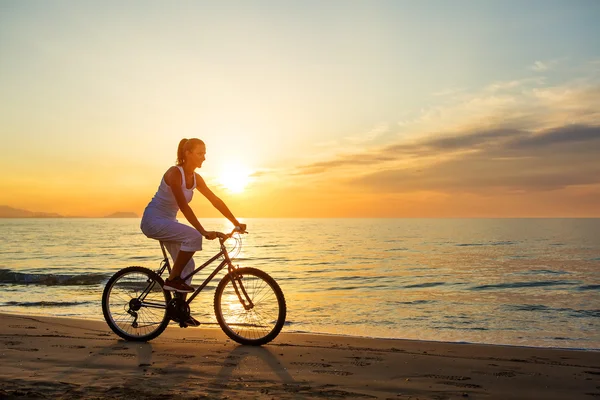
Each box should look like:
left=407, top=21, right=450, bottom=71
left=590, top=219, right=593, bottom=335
left=184, top=316, right=201, bottom=327
left=163, top=278, right=194, bottom=293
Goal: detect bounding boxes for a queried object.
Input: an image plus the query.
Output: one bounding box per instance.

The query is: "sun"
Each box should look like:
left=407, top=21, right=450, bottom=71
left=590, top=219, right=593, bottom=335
left=218, top=163, right=252, bottom=193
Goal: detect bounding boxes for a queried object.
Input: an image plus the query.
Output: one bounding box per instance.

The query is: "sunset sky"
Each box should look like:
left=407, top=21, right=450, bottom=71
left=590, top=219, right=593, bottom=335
left=1, top=0, right=599, bottom=217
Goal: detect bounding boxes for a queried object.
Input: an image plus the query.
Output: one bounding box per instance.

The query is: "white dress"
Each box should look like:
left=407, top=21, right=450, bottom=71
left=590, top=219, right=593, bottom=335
left=140, top=166, right=202, bottom=283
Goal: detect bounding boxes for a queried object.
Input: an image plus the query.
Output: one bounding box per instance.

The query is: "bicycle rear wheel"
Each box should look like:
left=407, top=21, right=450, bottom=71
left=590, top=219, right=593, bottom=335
left=214, top=267, right=286, bottom=346
left=102, top=266, right=171, bottom=342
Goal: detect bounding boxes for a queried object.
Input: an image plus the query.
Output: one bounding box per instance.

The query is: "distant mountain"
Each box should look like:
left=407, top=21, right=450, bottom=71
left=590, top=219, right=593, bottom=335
left=0, top=205, right=63, bottom=218
left=0, top=206, right=139, bottom=218
left=104, top=211, right=139, bottom=218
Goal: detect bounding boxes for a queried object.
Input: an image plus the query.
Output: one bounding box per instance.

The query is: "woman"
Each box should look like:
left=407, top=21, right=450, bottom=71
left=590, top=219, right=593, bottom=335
left=140, top=138, right=246, bottom=297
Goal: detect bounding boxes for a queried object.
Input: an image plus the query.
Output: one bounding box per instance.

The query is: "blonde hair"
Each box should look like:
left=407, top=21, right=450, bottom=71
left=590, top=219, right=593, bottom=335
left=176, top=138, right=205, bottom=166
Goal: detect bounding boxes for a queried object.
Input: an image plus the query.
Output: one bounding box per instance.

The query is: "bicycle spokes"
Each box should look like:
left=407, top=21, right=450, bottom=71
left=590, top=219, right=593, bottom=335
left=214, top=268, right=286, bottom=345
left=103, top=268, right=170, bottom=341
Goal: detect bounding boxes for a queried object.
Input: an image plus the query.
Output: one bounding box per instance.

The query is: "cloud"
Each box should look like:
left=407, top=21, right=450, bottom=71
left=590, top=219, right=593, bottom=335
left=485, top=77, right=546, bottom=92
left=351, top=124, right=600, bottom=193
left=508, top=124, right=600, bottom=149
left=294, top=127, right=525, bottom=175
left=294, top=153, right=396, bottom=175
left=531, top=61, right=550, bottom=71
left=250, top=170, right=269, bottom=178
left=344, top=123, right=389, bottom=144
left=294, top=63, right=600, bottom=199
left=530, top=60, right=558, bottom=72
left=432, top=87, right=465, bottom=97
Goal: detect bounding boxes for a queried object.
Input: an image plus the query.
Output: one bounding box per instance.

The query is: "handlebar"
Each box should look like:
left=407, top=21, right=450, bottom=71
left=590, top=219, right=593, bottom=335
left=218, top=226, right=247, bottom=242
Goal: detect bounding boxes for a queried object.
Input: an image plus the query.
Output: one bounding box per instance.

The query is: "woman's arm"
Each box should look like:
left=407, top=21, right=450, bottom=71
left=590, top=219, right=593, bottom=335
left=195, top=173, right=244, bottom=229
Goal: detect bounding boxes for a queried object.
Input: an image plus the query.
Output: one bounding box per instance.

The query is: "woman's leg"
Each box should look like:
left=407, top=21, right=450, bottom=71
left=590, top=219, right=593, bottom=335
left=169, top=250, right=194, bottom=281
left=163, top=242, right=197, bottom=283
left=141, top=218, right=203, bottom=283
left=163, top=242, right=200, bottom=326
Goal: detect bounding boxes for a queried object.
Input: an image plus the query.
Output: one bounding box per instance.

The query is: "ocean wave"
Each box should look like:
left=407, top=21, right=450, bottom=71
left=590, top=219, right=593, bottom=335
left=471, top=280, right=575, bottom=290
left=577, top=284, right=600, bottom=291
left=506, top=304, right=600, bottom=318
left=456, top=241, right=515, bottom=247
left=432, top=325, right=489, bottom=331
left=233, top=257, right=289, bottom=262
left=394, top=299, right=436, bottom=305
left=325, top=285, right=362, bottom=291
left=517, top=269, right=569, bottom=276
left=404, top=282, right=446, bottom=289
left=3, top=300, right=93, bottom=307
left=128, top=255, right=156, bottom=260
left=0, top=269, right=109, bottom=286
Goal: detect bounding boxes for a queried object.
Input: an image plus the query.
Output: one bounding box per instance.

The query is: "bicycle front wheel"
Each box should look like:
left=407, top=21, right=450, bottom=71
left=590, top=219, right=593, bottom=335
left=214, top=267, right=286, bottom=346
left=102, top=266, right=171, bottom=342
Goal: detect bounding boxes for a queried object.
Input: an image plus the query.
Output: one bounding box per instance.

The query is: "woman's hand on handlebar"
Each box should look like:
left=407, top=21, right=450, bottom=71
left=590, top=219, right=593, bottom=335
left=235, top=223, right=247, bottom=234
left=203, top=231, right=219, bottom=240
left=218, top=225, right=248, bottom=241
left=203, top=225, right=247, bottom=241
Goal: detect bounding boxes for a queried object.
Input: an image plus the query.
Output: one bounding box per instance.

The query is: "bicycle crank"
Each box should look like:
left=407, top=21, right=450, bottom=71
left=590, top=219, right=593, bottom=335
left=167, top=297, right=190, bottom=328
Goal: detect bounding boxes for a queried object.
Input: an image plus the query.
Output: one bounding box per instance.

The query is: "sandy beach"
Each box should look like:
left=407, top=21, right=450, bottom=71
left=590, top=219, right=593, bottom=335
left=0, top=313, right=598, bottom=399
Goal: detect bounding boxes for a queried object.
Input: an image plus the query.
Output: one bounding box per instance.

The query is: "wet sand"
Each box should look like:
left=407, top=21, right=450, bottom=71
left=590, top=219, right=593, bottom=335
left=0, top=313, right=598, bottom=399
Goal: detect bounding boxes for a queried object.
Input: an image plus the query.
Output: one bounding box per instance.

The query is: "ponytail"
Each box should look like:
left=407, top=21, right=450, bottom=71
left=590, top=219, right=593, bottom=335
left=176, top=138, right=205, bottom=166
left=176, top=138, right=189, bottom=166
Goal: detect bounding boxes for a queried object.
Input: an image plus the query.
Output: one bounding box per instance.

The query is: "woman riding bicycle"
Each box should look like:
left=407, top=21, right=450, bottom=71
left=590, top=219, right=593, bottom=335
left=140, top=138, right=246, bottom=299
left=104, top=142, right=284, bottom=342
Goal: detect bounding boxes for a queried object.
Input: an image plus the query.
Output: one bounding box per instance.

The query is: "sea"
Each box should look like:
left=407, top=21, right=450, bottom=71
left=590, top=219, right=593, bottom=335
left=1, top=218, right=599, bottom=350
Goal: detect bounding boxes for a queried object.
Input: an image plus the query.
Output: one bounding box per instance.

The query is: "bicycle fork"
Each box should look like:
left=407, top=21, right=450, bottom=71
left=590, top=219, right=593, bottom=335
left=229, top=269, right=254, bottom=310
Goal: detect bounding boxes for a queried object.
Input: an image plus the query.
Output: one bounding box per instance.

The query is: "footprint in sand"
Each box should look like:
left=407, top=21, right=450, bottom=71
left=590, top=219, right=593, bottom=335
left=52, top=344, right=86, bottom=349
left=223, top=362, right=237, bottom=367
left=187, top=360, right=231, bottom=367
left=163, top=353, right=196, bottom=359
left=424, top=374, right=472, bottom=381
left=347, top=355, right=383, bottom=366
left=312, top=369, right=353, bottom=376
left=390, top=347, right=406, bottom=353
left=291, top=361, right=332, bottom=368
left=99, top=352, right=135, bottom=358
left=317, top=389, right=377, bottom=399
left=437, top=381, right=481, bottom=389
left=473, top=370, right=519, bottom=378
left=531, top=356, right=551, bottom=361
left=9, top=348, right=39, bottom=352
left=495, top=371, right=517, bottom=377
left=8, top=325, right=37, bottom=329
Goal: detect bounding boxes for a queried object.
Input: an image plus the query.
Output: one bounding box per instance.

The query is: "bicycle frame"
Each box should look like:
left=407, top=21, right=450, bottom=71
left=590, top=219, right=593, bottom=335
left=152, top=235, right=254, bottom=309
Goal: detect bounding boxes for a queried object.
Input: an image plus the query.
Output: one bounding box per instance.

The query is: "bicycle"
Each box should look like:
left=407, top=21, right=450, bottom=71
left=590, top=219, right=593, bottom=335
left=101, top=228, right=286, bottom=346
